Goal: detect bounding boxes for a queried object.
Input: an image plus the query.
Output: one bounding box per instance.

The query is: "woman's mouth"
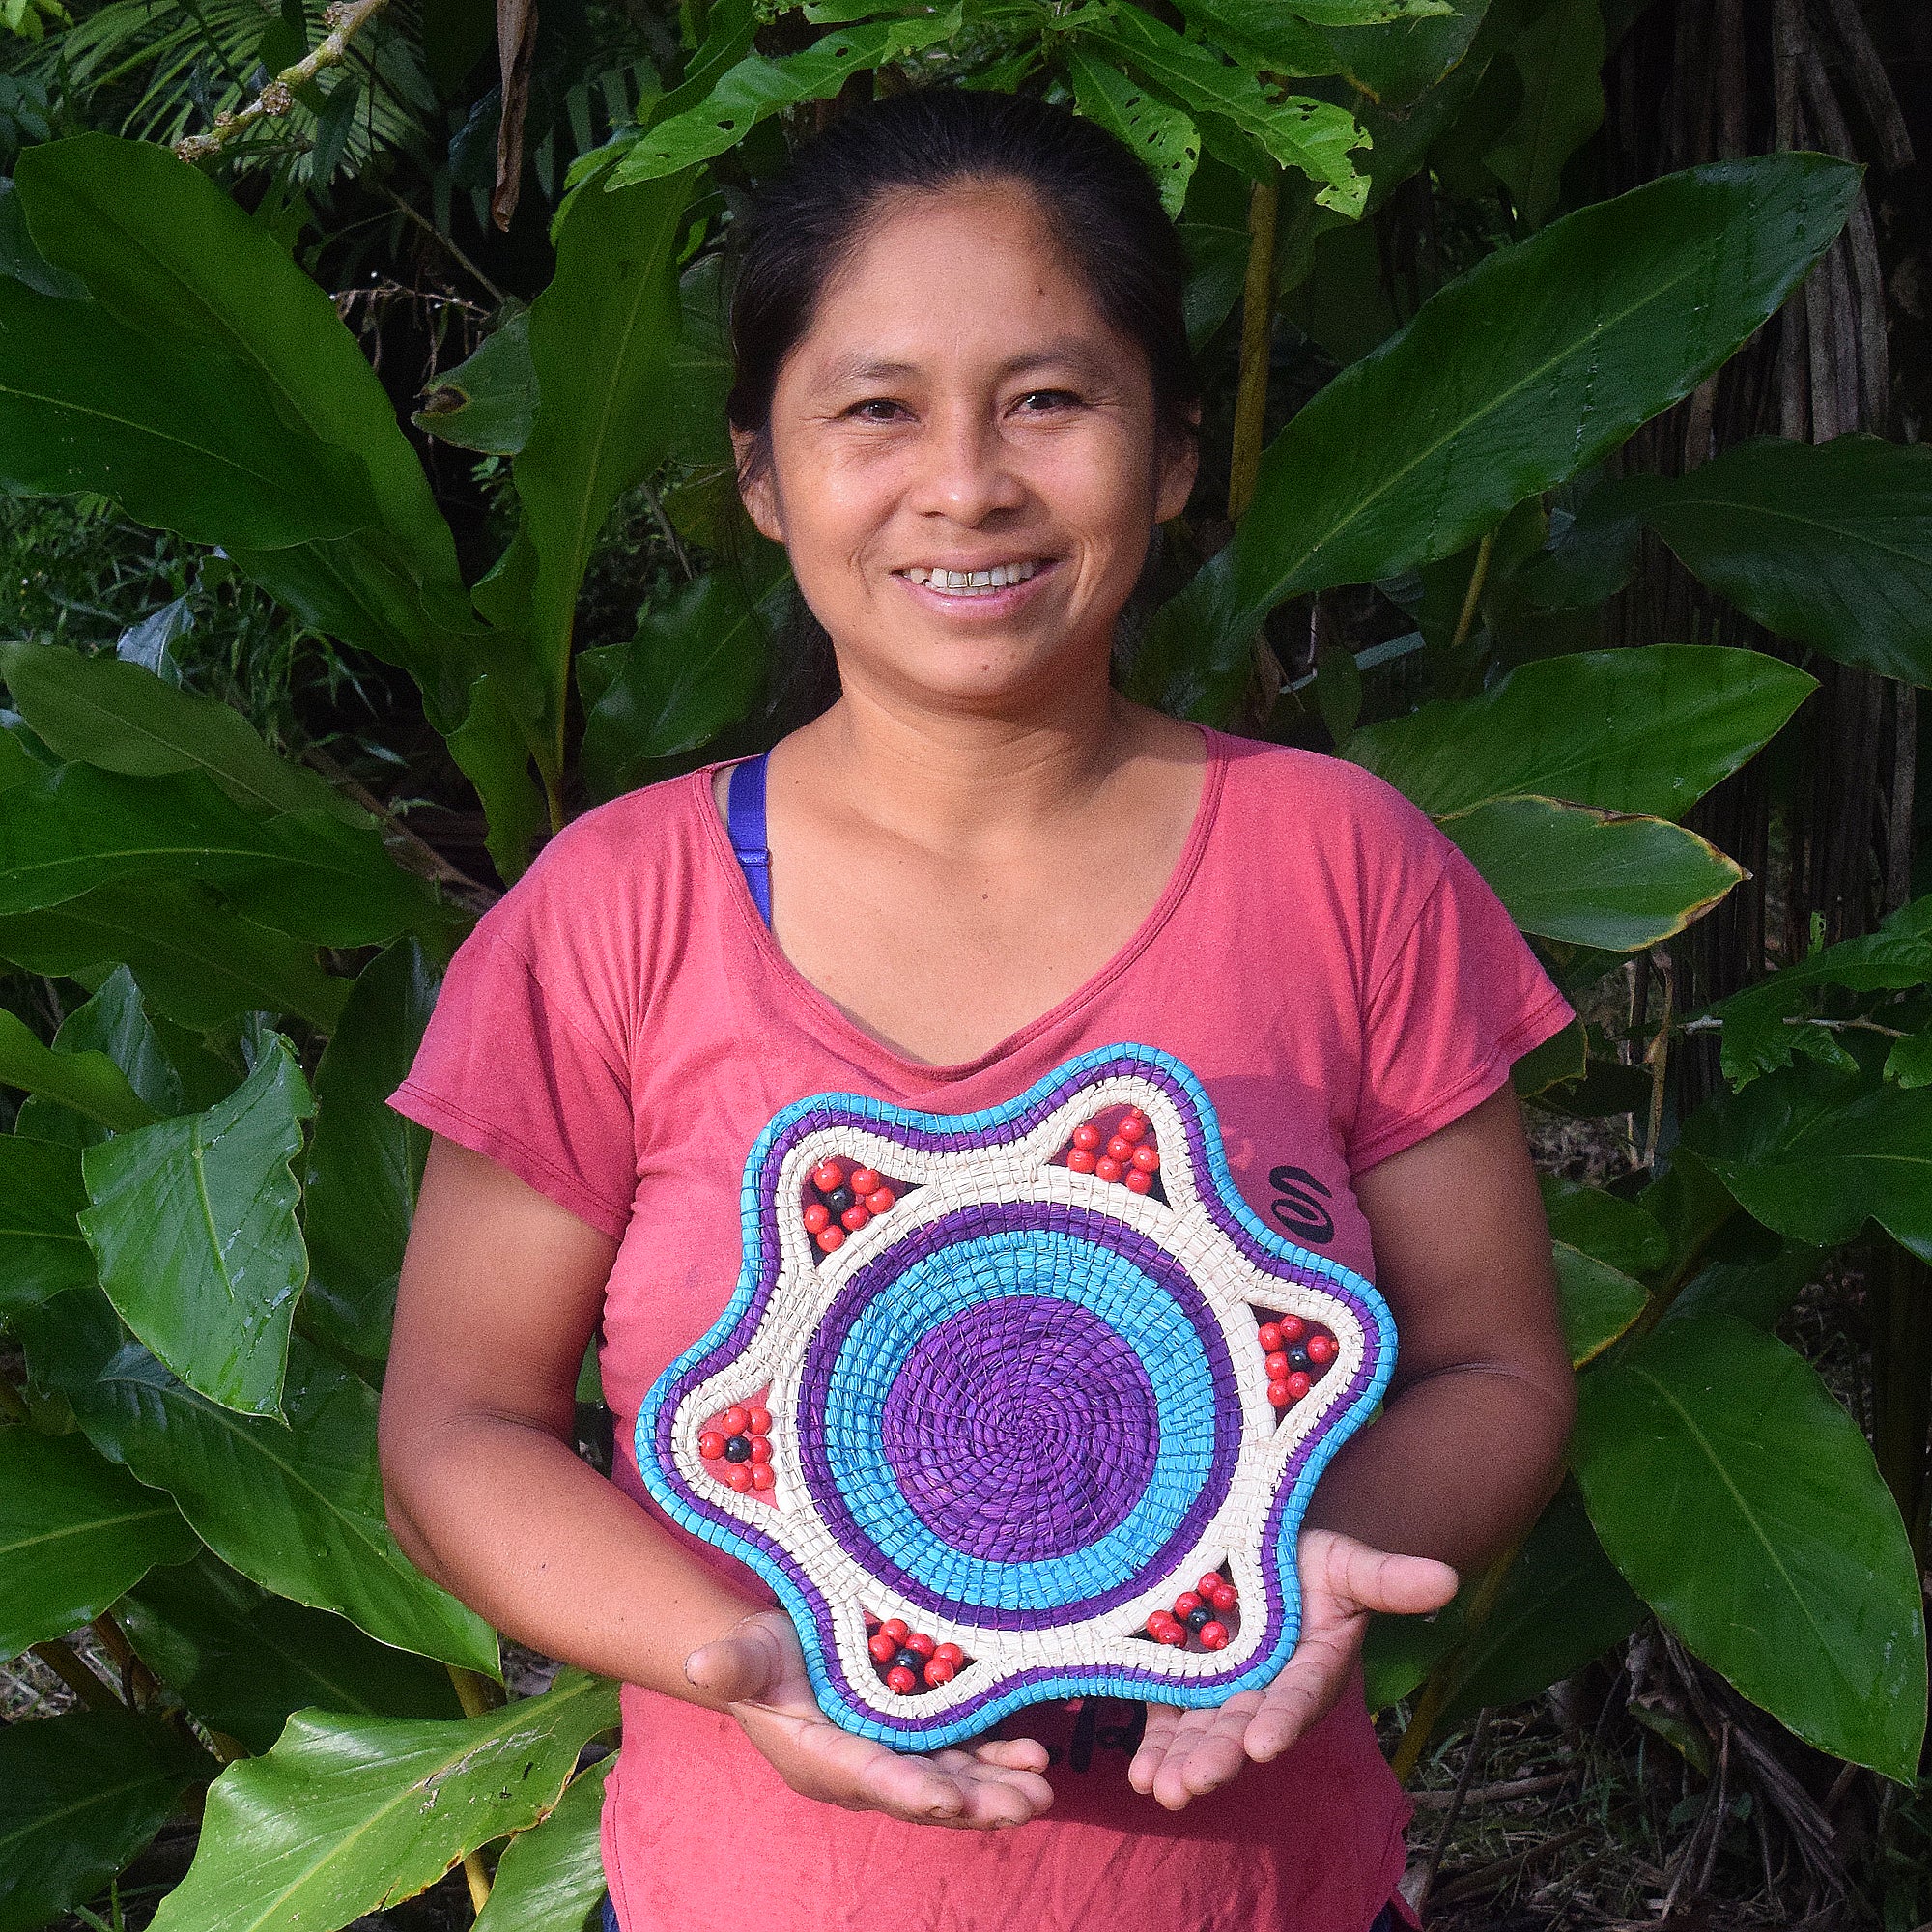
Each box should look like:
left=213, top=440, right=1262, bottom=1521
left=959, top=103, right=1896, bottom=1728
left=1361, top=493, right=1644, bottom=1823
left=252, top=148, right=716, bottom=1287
left=898, top=560, right=1045, bottom=599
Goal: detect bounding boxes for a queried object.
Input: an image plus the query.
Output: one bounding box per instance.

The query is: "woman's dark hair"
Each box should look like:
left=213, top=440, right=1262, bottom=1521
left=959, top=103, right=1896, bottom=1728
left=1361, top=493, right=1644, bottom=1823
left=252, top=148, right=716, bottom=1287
left=726, top=87, right=1201, bottom=469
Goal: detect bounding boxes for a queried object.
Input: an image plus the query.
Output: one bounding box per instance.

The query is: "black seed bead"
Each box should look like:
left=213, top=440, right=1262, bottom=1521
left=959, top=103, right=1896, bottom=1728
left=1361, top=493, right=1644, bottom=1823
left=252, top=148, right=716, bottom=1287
left=1184, top=1605, right=1213, bottom=1633
left=825, top=1186, right=855, bottom=1215
left=723, top=1435, right=752, bottom=1463
left=1285, top=1346, right=1312, bottom=1374
left=893, top=1648, right=924, bottom=1675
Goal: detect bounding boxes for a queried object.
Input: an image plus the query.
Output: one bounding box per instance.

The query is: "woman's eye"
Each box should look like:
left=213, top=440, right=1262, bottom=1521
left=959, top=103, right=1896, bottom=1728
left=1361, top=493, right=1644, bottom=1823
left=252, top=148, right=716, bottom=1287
left=1016, top=389, right=1080, bottom=413
left=849, top=397, right=909, bottom=422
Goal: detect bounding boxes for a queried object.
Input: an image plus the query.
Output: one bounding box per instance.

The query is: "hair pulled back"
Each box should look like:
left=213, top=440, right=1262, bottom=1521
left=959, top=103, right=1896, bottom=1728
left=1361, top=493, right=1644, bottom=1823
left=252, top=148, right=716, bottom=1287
left=726, top=87, right=1200, bottom=469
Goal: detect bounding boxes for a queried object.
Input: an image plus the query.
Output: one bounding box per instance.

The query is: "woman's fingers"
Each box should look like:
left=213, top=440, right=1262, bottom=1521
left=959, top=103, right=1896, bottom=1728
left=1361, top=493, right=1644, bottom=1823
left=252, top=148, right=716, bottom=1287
left=1305, top=1529, right=1459, bottom=1619
left=682, top=1619, right=790, bottom=1705
left=1127, top=1692, right=1263, bottom=1808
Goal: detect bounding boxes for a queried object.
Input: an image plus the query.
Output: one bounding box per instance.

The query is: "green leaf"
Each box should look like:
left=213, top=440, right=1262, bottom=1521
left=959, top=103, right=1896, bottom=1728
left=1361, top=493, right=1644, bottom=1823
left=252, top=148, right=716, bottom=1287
left=1442, top=796, right=1743, bottom=950
left=1348, top=645, right=1815, bottom=821
left=472, top=1758, right=613, bottom=1932
left=1888, top=1021, right=1932, bottom=1089
left=0, top=1009, right=155, bottom=1131
left=0, top=764, right=443, bottom=949
left=1572, top=1313, right=1927, bottom=1780
left=1086, top=6, right=1370, bottom=215
left=18, top=1287, right=499, bottom=1675
left=578, top=569, right=771, bottom=803
left=301, top=941, right=437, bottom=1367
left=1482, top=0, right=1604, bottom=227
left=1131, top=154, right=1861, bottom=720
left=1553, top=1241, right=1646, bottom=1366
left=119, top=1550, right=464, bottom=1756
left=0, top=1134, right=93, bottom=1315
left=1677, top=1054, right=1932, bottom=1264
left=1571, top=434, right=1932, bottom=688
left=605, top=14, right=959, bottom=186
left=413, top=307, right=535, bottom=457
left=1541, top=1179, right=1669, bottom=1276
left=1066, top=47, right=1201, bottom=219
left=0, top=881, right=351, bottom=1033
left=0, top=640, right=366, bottom=824
left=81, top=1037, right=314, bottom=1418
left=1511, top=1013, right=1585, bottom=1095
left=149, top=1671, right=619, bottom=1932
left=0, top=1708, right=214, bottom=1932
left=1664, top=1236, right=1821, bottom=1332
left=0, top=1425, right=197, bottom=1658
left=47, top=968, right=189, bottom=1121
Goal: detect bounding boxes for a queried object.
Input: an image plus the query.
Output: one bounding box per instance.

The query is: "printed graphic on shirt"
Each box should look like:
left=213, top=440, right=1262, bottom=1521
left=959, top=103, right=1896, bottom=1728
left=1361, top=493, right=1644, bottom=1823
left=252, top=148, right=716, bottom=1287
left=635, top=1042, right=1397, bottom=1752
left=1268, top=1165, right=1336, bottom=1244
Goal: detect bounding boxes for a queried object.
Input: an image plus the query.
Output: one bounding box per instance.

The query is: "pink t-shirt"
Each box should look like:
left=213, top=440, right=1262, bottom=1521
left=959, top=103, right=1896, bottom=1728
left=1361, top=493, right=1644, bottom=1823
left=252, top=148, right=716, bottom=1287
left=389, top=727, right=1573, bottom=1932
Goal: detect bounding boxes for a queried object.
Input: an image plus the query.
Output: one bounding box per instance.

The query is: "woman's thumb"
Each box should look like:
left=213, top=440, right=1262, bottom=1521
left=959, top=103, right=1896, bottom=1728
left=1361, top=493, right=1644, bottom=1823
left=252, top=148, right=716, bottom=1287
left=683, top=1616, right=784, bottom=1703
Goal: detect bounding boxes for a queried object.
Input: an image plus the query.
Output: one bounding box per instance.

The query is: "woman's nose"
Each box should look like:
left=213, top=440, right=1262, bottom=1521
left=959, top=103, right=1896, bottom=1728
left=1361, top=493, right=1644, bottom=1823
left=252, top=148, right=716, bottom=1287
left=907, top=406, right=1027, bottom=524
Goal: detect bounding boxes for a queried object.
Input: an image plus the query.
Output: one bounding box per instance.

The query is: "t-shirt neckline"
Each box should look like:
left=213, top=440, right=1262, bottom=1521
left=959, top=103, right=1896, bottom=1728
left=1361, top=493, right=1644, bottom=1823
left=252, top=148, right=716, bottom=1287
left=693, top=723, right=1228, bottom=1087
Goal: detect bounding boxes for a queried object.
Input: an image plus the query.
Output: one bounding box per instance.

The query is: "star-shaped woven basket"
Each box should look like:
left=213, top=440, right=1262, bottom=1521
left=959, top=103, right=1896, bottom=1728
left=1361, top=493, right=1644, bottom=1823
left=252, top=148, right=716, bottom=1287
left=637, top=1043, right=1395, bottom=1750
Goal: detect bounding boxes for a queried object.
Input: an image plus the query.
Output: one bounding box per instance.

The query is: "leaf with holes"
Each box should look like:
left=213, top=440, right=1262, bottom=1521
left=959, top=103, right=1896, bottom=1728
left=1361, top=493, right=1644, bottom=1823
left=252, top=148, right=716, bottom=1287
left=1066, top=47, right=1200, bottom=218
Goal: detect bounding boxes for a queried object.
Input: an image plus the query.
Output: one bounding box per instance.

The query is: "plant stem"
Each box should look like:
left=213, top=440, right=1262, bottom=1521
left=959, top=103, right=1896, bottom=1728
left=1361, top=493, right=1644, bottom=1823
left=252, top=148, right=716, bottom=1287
left=1227, top=171, right=1281, bottom=523
left=90, top=1610, right=161, bottom=1707
left=383, top=191, right=510, bottom=308
left=31, top=1637, right=125, bottom=1711
left=1388, top=1534, right=1525, bottom=1784
left=446, top=1667, right=505, bottom=1913
left=1451, top=531, right=1495, bottom=651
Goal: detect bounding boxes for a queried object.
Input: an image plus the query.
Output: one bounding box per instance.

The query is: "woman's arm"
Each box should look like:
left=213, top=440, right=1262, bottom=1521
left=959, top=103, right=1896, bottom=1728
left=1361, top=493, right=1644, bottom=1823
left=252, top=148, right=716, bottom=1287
left=378, top=1135, right=1054, bottom=1828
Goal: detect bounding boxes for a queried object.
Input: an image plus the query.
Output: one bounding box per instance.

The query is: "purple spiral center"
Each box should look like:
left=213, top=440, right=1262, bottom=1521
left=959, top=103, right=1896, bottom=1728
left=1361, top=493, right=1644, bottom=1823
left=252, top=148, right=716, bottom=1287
left=878, top=1295, right=1159, bottom=1562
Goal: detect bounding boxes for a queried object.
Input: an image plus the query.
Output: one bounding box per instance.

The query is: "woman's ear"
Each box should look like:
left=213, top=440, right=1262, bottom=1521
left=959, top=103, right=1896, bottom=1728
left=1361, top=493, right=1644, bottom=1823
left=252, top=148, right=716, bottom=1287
left=732, top=427, right=786, bottom=544
left=1154, top=412, right=1201, bottom=524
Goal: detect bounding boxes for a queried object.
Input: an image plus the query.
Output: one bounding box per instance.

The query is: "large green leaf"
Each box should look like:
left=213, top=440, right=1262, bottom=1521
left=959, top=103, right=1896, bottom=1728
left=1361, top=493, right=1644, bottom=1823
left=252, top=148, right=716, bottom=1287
left=1066, top=45, right=1201, bottom=220
left=1553, top=1242, right=1646, bottom=1366
left=1443, top=795, right=1743, bottom=950
left=1131, top=154, right=1861, bottom=720
left=0, top=1009, right=155, bottom=1131
left=1349, top=645, right=1814, bottom=821
left=1677, top=1054, right=1932, bottom=1263
left=0, top=881, right=351, bottom=1032
left=1570, top=434, right=1932, bottom=687
left=577, top=569, right=772, bottom=803
left=0, top=1425, right=197, bottom=1658
left=81, top=1037, right=313, bottom=1418
left=149, top=1671, right=619, bottom=1932
left=1541, top=1178, right=1669, bottom=1276
left=0, top=640, right=366, bottom=824
left=44, top=968, right=189, bottom=1119
left=1481, top=0, right=1603, bottom=227
left=119, top=1550, right=464, bottom=1756
left=0, top=764, right=442, bottom=949
left=0, top=1135, right=93, bottom=1315
left=1573, top=1313, right=1926, bottom=1779
left=413, top=307, right=535, bottom=457
left=17, top=1287, right=499, bottom=1675
left=0, top=1708, right=214, bottom=1932
left=472, top=1758, right=613, bottom=1932
left=300, top=940, right=437, bottom=1367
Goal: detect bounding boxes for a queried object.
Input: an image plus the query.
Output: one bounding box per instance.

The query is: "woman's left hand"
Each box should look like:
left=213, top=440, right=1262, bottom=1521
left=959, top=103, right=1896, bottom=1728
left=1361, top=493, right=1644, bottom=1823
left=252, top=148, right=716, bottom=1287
left=1126, top=1529, right=1458, bottom=1810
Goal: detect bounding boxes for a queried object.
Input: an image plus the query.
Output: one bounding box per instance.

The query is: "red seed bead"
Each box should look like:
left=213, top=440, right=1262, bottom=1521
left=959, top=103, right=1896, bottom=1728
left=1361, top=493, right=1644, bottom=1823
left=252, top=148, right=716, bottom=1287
left=1067, top=1149, right=1098, bottom=1174
left=815, top=1225, right=845, bottom=1254
left=1106, top=1136, right=1135, bottom=1164
left=1277, top=1314, right=1306, bottom=1344
left=750, top=1464, right=776, bottom=1491
left=1264, top=1350, right=1291, bottom=1378
left=1285, top=1370, right=1312, bottom=1400
left=747, top=1407, right=772, bottom=1435
left=722, top=1406, right=751, bottom=1435
left=1307, top=1332, right=1338, bottom=1365
left=812, top=1160, right=845, bottom=1192
left=698, top=1431, right=726, bottom=1460
left=1215, top=1578, right=1238, bottom=1605
left=867, top=1187, right=896, bottom=1214
left=841, top=1204, right=871, bottom=1233
left=1256, top=1321, right=1284, bottom=1352
left=868, top=1632, right=899, bottom=1663
left=1131, top=1145, right=1160, bottom=1173
left=1266, top=1378, right=1293, bottom=1409
left=803, top=1202, right=831, bottom=1234
left=1154, top=1619, right=1187, bottom=1648
left=933, top=1642, right=964, bottom=1667
left=886, top=1665, right=919, bottom=1694
left=906, top=1632, right=937, bottom=1658
left=1145, top=1611, right=1176, bottom=1640
left=1122, top=1107, right=1149, bottom=1131
left=748, top=1436, right=773, bottom=1464
left=1124, top=1169, right=1153, bottom=1195
left=1115, top=1117, right=1146, bottom=1145
left=1172, top=1591, right=1202, bottom=1619
left=923, top=1657, right=957, bottom=1686
left=1072, top=1123, right=1102, bottom=1151
left=1208, top=1581, right=1237, bottom=1611
left=1094, top=1156, right=1123, bottom=1183
left=724, top=1464, right=753, bottom=1492
left=1197, top=1572, right=1225, bottom=1598
left=1198, top=1621, right=1230, bottom=1651
left=881, top=1618, right=910, bottom=1643
left=850, top=1168, right=882, bottom=1196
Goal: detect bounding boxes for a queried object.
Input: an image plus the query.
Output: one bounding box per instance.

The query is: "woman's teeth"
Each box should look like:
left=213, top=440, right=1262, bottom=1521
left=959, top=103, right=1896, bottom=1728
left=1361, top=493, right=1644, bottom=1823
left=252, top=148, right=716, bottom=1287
left=902, top=561, right=1041, bottom=596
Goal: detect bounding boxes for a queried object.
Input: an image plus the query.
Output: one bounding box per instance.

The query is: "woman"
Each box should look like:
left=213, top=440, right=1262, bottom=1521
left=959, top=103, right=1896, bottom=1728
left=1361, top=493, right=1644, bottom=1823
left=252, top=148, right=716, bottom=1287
left=378, top=87, right=1577, bottom=1932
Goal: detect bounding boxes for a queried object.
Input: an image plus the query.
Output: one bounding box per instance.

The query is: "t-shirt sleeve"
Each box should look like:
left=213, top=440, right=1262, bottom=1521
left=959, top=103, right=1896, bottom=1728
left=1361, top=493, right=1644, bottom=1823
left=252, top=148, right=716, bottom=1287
left=388, top=923, right=636, bottom=1242
left=1349, top=838, right=1576, bottom=1174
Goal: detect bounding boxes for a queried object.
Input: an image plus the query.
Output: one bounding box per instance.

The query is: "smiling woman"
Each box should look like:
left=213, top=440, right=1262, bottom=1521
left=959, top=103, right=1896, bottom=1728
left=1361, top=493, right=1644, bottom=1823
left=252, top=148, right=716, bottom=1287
left=375, top=88, right=1577, bottom=1932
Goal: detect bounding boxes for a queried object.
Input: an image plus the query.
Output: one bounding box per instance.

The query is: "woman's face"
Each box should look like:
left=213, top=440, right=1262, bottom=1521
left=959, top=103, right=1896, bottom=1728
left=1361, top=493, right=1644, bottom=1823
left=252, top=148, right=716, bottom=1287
left=736, top=182, right=1198, bottom=717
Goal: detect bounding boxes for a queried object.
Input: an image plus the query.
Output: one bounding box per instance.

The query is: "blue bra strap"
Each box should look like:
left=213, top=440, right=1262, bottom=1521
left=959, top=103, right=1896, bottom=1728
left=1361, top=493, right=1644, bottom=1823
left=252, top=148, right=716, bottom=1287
left=725, top=753, right=773, bottom=926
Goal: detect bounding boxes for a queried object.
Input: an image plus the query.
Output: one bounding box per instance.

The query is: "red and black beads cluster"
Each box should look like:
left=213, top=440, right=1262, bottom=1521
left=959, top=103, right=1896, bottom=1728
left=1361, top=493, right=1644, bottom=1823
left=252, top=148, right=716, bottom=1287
left=698, top=1404, right=776, bottom=1492
left=1065, top=1105, right=1161, bottom=1194
left=803, top=1158, right=898, bottom=1255
left=1146, top=1570, right=1239, bottom=1651
left=1260, top=1315, right=1339, bottom=1410
left=866, top=1617, right=967, bottom=1696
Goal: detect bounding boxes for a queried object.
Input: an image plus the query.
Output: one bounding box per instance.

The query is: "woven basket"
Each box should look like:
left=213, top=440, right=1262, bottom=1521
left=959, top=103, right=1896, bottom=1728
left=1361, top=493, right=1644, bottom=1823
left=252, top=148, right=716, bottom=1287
left=637, top=1042, right=1395, bottom=1751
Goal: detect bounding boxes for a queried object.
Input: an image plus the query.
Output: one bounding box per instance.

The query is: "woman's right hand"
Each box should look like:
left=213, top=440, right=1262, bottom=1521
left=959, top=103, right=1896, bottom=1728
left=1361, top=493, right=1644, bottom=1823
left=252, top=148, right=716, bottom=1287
left=683, top=1609, right=1056, bottom=1830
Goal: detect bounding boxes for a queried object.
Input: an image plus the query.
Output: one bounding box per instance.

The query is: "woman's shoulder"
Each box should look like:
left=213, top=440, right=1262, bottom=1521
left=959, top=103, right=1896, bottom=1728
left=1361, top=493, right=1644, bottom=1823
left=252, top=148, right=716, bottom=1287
left=1207, top=730, right=1449, bottom=865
